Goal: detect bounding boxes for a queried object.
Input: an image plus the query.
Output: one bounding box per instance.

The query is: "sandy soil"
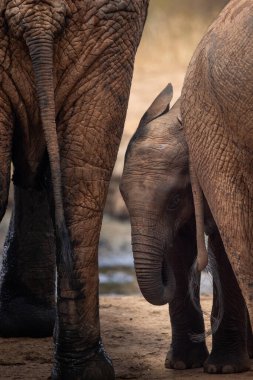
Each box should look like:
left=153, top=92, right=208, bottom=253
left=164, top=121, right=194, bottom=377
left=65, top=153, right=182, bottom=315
left=0, top=295, right=252, bottom=380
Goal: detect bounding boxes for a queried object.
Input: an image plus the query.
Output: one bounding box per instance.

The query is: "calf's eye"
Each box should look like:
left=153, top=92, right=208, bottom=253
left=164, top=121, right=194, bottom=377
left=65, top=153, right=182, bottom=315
left=167, top=193, right=181, bottom=210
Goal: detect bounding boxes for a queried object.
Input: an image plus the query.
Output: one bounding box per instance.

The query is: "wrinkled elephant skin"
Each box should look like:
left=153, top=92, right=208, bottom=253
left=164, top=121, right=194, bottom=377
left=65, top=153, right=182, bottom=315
left=181, top=0, right=253, bottom=357
left=120, top=84, right=253, bottom=373
left=0, top=1, right=149, bottom=379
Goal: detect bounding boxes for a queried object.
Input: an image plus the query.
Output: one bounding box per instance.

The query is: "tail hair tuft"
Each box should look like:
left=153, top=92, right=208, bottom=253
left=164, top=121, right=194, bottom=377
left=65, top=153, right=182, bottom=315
left=56, top=221, right=73, bottom=278
left=188, top=247, right=224, bottom=342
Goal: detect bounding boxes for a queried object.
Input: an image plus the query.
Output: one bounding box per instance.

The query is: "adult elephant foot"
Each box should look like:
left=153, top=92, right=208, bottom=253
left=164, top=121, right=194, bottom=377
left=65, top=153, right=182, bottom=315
left=0, top=297, right=55, bottom=337
left=204, top=350, right=250, bottom=374
left=165, top=342, right=208, bottom=369
left=52, top=346, right=115, bottom=380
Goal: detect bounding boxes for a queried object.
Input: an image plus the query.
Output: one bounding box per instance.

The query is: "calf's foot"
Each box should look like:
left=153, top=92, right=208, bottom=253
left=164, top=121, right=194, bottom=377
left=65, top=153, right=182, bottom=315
left=165, top=342, right=208, bottom=369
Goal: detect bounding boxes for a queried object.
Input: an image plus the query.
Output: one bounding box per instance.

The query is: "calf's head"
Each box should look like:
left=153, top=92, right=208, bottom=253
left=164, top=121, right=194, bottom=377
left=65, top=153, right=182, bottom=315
left=120, top=84, right=196, bottom=305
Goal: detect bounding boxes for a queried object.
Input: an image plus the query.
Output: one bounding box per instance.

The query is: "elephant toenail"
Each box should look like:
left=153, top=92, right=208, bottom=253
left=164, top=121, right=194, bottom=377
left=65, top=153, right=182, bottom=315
left=222, top=365, right=234, bottom=373
left=174, top=361, right=186, bottom=370
left=207, top=365, right=217, bottom=373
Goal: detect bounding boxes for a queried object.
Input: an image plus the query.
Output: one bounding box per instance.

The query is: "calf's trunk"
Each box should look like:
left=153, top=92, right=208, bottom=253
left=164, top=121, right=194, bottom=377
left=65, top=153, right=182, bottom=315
left=131, top=217, right=175, bottom=305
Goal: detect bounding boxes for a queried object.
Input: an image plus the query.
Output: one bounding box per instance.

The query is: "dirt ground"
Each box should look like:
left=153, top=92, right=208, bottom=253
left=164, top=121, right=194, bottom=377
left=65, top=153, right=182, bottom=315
left=0, top=295, right=252, bottom=380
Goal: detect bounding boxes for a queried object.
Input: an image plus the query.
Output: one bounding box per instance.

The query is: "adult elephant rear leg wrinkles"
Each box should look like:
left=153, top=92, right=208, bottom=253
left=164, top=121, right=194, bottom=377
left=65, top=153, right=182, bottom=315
left=52, top=64, right=136, bottom=380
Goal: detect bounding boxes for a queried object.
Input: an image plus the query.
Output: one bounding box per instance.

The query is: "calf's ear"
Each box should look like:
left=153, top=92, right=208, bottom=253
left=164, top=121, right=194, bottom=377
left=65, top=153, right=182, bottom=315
left=139, top=83, right=173, bottom=127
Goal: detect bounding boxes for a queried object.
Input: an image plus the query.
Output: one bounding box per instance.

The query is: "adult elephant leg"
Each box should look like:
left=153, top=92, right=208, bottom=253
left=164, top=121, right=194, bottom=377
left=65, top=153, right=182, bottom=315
left=51, top=5, right=148, bottom=376
left=52, top=90, right=133, bottom=380
left=186, top=122, right=253, bottom=349
left=182, top=38, right=253, bottom=347
left=204, top=230, right=250, bottom=373
left=0, top=184, right=56, bottom=337
left=166, top=221, right=208, bottom=369
left=52, top=153, right=117, bottom=379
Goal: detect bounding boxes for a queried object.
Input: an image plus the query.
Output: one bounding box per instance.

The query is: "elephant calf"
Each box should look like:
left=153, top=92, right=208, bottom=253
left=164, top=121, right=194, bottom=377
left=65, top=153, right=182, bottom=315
left=120, top=84, right=253, bottom=373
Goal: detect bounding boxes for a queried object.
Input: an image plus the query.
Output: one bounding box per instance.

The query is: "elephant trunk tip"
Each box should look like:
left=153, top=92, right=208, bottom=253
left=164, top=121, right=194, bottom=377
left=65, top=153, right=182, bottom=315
left=141, top=292, right=170, bottom=306
left=133, top=241, right=176, bottom=306
left=136, top=267, right=176, bottom=307
left=143, top=288, right=174, bottom=306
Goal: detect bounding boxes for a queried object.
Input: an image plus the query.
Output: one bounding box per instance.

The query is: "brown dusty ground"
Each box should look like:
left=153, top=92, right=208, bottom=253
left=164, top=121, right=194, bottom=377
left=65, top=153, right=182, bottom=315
left=0, top=295, right=253, bottom=380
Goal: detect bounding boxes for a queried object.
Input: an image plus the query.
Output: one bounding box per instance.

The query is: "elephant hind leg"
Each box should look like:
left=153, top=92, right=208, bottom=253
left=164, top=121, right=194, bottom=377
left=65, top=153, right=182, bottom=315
left=0, top=185, right=56, bottom=338
left=0, top=296, right=55, bottom=338
left=204, top=231, right=250, bottom=374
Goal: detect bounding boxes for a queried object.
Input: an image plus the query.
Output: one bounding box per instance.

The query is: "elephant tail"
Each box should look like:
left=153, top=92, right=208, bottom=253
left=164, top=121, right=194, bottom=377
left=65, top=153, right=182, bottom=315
left=189, top=247, right=224, bottom=341
left=188, top=160, right=223, bottom=340
left=189, top=160, right=208, bottom=271
left=26, top=34, right=72, bottom=276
